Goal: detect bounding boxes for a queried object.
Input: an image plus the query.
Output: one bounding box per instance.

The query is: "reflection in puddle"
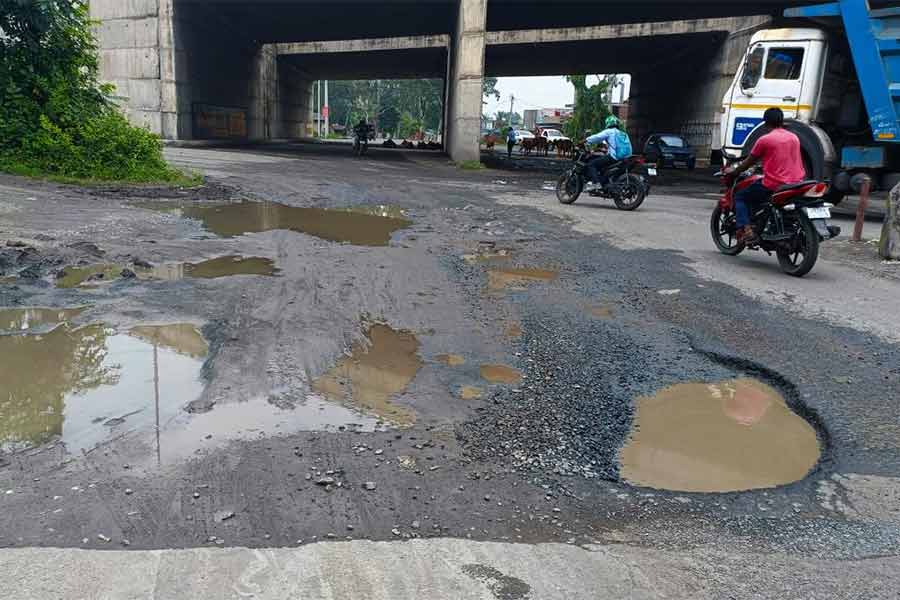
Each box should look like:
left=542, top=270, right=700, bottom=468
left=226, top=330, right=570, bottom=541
left=56, top=265, right=122, bottom=288
left=460, top=386, right=483, bottom=400
left=312, top=324, right=421, bottom=425
left=480, top=364, right=523, bottom=385
left=487, top=267, right=558, bottom=292
left=137, top=256, right=276, bottom=280
left=0, top=307, right=87, bottom=333
left=437, top=353, right=466, bottom=366
left=619, top=378, right=821, bottom=493
left=138, top=200, right=411, bottom=246
left=0, top=323, right=206, bottom=454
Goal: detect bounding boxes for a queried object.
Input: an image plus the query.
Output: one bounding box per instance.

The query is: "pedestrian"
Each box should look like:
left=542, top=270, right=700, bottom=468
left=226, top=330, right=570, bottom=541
left=506, top=127, right=517, bottom=158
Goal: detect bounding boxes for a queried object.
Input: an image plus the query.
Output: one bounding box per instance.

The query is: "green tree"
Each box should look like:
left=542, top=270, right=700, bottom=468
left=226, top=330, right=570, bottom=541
left=496, top=111, right=522, bottom=128
left=398, top=112, right=424, bottom=139
left=483, top=77, right=500, bottom=102
left=564, top=75, right=617, bottom=142
left=0, top=0, right=183, bottom=181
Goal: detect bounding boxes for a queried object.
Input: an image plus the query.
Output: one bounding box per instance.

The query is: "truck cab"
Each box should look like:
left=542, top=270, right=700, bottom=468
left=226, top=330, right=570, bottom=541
left=718, top=1, right=900, bottom=196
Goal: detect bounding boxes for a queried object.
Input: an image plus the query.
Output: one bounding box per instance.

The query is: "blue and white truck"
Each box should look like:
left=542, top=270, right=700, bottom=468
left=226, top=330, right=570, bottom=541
left=717, top=0, right=899, bottom=200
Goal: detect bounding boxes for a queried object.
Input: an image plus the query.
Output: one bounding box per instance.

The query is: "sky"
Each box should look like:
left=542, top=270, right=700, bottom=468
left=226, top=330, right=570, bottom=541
left=483, top=75, right=631, bottom=118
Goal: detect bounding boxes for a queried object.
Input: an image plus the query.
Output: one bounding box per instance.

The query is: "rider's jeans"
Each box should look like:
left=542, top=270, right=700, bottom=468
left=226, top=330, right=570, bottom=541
left=735, top=180, right=772, bottom=228
left=585, top=155, right=615, bottom=184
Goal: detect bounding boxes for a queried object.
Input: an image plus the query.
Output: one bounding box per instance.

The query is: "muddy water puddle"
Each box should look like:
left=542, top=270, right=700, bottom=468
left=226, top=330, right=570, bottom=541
left=55, top=256, right=275, bottom=288
left=619, top=378, right=820, bottom=493
left=436, top=353, right=466, bottom=366
left=487, top=267, right=558, bottom=292
left=460, top=386, right=483, bottom=400
left=480, top=364, right=523, bottom=385
left=0, top=307, right=87, bottom=333
left=137, top=200, right=411, bottom=246
left=0, top=322, right=206, bottom=454
left=312, top=324, right=421, bottom=426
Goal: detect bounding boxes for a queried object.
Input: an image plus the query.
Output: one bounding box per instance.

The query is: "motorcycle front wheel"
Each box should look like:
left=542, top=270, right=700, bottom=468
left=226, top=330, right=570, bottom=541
left=612, top=173, right=646, bottom=211
left=710, top=205, right=745, bottom=256
left=556, top=172, right=583, bottom=205
left=776, top=213, right=819, bottom=277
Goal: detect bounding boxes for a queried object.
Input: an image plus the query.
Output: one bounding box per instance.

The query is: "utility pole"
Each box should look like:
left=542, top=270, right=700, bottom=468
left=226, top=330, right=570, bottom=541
left=315, top=80, right=320, bottom=137
left=325, top=79, right=331, bottom=137
left=509, top=94, right=515, bottom=127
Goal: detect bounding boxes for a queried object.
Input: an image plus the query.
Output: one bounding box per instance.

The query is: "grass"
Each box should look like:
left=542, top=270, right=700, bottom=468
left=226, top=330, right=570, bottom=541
left=0, top=160, right=203, bottom=188
left=457, top=160, right=485, bottom=170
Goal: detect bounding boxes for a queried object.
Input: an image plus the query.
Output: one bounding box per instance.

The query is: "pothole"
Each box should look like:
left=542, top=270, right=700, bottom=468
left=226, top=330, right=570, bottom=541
left=137, top=200, right=411, bottom=246
left=460, top=386, right=483, bottom=400
left=619, top=378, right=821, bottom=493
left=0, top=307, right=87, bottom=333
left=480, top=364, right=523, bottom=385
left=0, top=321, right=206, bottom=454
left=436, top=353, right=466, bottom=366
left=487, top=267, right=558, bottom=292
left=55, top=264, right=123, bottom=288
left=136, top=255, right=277, bottom=280
left=312, top=323, right=421, bottom=426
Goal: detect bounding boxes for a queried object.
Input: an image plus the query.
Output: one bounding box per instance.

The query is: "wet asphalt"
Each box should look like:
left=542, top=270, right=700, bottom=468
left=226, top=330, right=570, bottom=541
left=0, top=143, right=898, bottom=563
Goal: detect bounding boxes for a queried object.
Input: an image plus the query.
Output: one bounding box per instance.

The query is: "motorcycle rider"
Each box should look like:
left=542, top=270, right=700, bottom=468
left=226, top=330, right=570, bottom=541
left=583, top=116, right=633, bottom=188
left=725, top=107, right=805, bottom=244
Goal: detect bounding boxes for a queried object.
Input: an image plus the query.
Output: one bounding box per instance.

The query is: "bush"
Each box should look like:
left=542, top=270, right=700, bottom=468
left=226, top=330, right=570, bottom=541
left=0, top=0, right=189, bottom=183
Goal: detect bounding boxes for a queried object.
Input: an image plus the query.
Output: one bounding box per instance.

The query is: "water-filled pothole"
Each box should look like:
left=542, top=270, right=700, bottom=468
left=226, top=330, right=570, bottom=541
left=137, top=200, right=411, bottom=246
left=56, top=265, right=122, bottom=288
left=487, top=267, right=558, bottom=292
left=0, top=322, right=206, bottom=454
left=136, top=256, right=277, bottom=280
left=619, top=378, right=821, bottom=493
left=312, top=324, right=421, bottom=426
left=0, top=307, right=87, bottom=333
left=480, top=364, right=523, bottom=385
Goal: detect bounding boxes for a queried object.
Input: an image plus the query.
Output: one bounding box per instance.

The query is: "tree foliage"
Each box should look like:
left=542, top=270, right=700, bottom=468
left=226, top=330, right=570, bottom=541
left=327, top=79, right=444, bottom=137
left=0, top=0, right=183, bottom=181
left=564, top=75, right=617, bottom=142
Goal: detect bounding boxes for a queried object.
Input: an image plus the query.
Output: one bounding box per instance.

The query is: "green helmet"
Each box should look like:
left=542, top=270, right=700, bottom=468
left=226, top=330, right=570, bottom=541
left=604, top=116, right=620, bottom=129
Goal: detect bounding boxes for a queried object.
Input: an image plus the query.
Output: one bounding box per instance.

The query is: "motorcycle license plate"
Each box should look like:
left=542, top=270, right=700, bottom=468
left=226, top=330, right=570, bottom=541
left=804, top=206, right=830, bottom=219
left=646, top=167, right=658, bottom=176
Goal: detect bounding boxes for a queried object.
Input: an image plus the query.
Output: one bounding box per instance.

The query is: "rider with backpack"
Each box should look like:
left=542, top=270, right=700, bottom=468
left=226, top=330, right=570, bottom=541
left=583, top=116, right=633, bottom=188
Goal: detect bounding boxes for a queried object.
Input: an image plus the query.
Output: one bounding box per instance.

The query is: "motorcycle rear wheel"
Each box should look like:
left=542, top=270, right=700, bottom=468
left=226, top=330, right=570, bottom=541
left=556, top=172, right=583, bottom=205
left=776, top=214, right=819, bottom=277
left=612, top=174, right=646, bottom=211
left=710, top=205, right=745, bottom=256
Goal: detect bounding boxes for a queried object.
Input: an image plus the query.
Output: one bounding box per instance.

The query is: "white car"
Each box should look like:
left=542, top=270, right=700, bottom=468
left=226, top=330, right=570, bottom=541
left=514, top=130, right=535, bottom=143
left=540, top=129, right=570, bottom=144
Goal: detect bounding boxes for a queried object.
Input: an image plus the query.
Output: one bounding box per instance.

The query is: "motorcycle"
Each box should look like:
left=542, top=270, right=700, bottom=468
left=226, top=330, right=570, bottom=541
left=710, top=167, right=841, bottom=277
left=353, top=124, right=374, bottom=156
left=555, top=145, right=652, bottom=210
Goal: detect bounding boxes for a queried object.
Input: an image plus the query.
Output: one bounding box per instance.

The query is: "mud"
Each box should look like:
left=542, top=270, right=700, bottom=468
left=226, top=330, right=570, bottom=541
left=137, top=200, right=411, bottom=246
left=436, top=353, right=466, bottom=366
left=619, top=378, right=821, bottom=493
left=480, top=365, right=524, bottom=385
left=460, top=386, right=484, bottom=400
left=312, top=324, right=421, bottom=426
left=487, top=267, right=558, bottom=292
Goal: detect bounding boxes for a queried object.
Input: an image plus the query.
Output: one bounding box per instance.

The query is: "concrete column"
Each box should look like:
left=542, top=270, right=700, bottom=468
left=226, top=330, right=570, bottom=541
left=446, top=0, right=487, bottom=162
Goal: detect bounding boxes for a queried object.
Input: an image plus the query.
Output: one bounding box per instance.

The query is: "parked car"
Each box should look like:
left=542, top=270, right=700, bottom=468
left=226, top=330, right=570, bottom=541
left=540, top=128, right=570, bottom=145
left=514, top=130, right=535, bottom=144
left=643, top=134, right=697, bottom=169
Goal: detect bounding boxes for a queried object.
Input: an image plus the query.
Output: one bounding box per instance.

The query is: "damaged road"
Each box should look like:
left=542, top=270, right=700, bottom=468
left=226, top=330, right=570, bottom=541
left=1, top=143, right=899, bottom=598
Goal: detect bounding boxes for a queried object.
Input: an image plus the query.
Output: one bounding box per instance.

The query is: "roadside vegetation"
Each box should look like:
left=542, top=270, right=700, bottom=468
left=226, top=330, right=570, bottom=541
left=0, top=0, right=194, bottom=184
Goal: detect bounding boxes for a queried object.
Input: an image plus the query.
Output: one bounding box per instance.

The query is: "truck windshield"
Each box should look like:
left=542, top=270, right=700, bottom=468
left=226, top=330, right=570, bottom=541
left=741, top=46, right=765, bottom=90
left=764, top=48, right=804, bottom=80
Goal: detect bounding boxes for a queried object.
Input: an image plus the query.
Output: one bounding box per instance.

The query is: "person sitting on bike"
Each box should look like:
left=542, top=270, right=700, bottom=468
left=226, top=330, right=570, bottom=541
left=583, top=116, right=632, bottom=188
left=726, top=107, right=805, bottom=244
left=354, top=119, right=370, bottom=139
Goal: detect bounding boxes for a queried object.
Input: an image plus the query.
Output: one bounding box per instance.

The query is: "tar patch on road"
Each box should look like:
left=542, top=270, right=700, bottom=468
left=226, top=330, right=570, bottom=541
left=462, top=564, right=531, bottom=600
left=619, top=378, right=821, bottom=493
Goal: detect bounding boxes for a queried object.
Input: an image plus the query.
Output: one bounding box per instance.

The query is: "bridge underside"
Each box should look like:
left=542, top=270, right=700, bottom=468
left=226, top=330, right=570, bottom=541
left=91, top=0, right=816, bottom=159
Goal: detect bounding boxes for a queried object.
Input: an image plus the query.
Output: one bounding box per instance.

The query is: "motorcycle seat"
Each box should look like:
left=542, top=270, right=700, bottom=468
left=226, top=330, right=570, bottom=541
left=775, top=180, right=818, bottom=192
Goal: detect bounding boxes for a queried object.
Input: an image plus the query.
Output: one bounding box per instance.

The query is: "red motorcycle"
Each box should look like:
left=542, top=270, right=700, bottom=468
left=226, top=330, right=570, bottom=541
left=710, top=169, right=840, bottom=277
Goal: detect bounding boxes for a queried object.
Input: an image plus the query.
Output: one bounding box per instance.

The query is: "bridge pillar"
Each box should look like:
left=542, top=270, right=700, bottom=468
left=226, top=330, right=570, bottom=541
left=446, top=0, right=487, bottom=163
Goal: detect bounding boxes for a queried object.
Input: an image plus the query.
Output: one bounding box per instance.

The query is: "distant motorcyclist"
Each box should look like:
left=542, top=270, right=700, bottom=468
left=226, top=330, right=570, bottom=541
left=583, top=116, right=633, bottom=188
left=354, top=119, right=370, bottom=139
left=725, top=107, right=805, bottom=244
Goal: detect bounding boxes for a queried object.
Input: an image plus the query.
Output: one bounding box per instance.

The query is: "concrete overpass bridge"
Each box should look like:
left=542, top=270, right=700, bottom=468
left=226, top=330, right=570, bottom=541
left=90, top=0, right=824, bottom=161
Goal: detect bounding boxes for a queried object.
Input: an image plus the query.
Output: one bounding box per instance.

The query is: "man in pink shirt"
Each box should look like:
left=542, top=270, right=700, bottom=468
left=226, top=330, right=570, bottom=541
left=726, top=108, right=806, bottom=244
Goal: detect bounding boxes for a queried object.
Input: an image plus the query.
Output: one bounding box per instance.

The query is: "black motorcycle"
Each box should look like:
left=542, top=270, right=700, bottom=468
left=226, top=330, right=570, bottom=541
left=555, top=145, right=651, bottom=210
left=353, top=124, right=374, bottom=156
